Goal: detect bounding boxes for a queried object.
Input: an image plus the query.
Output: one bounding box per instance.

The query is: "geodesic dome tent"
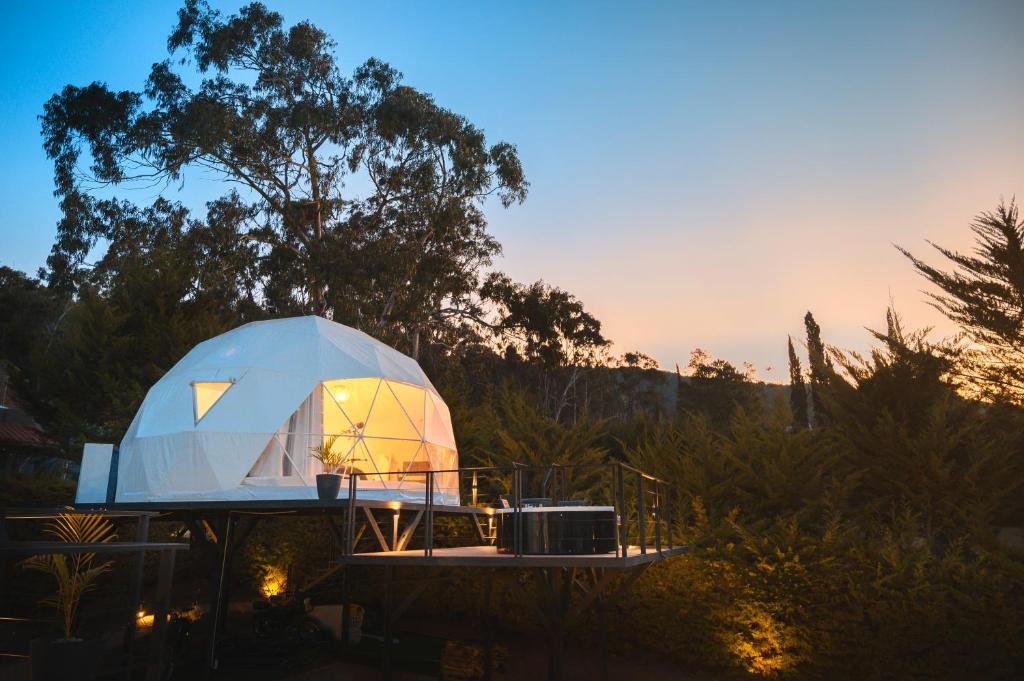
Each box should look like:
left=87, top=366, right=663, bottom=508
left=108, top=316, right=459, bottom=504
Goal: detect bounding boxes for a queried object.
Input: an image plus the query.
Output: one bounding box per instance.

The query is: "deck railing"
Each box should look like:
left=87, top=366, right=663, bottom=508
left=342, top=461, right=673, bottom=560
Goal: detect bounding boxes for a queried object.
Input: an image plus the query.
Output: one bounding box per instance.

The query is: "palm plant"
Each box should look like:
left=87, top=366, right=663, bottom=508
left=21, top=513, right=117, bottom=640
left=312, top=434, right=348, bottom=474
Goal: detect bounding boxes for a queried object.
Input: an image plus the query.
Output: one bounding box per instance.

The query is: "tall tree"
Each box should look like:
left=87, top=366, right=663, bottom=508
left=479, top=273, right=610, bottom=421
left=677, top=348, right=759, bottom=428
left=804, top=311, right=830, bottom=427
left=898, top=200, right=1024, bottom=404
left=0, top=268, right=63, bottom=375
left=40, top=0, right=526, bottom=356
left=787, top=336, right=809, bottom=429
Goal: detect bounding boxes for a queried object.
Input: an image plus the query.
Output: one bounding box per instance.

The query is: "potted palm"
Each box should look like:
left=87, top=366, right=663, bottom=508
left=21, top=512, right=117, bottom=681
left=311, top=435, right=346, bottom=500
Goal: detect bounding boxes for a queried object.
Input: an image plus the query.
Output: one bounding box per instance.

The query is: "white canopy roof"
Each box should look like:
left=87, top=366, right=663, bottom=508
left=113, top=316, right=459, bottom=504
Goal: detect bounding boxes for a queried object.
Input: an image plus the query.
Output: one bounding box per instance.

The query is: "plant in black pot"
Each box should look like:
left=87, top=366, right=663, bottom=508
left=312, top=434, right=348, bottom=500
left=21, top=513, right=117, bottom=681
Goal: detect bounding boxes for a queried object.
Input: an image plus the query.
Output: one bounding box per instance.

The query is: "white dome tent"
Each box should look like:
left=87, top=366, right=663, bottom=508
left=99, top=316, right=459, bottom=505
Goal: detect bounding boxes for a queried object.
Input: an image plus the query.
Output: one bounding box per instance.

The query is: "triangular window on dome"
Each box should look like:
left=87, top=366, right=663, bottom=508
left=192, top=381, right=234, bottom=424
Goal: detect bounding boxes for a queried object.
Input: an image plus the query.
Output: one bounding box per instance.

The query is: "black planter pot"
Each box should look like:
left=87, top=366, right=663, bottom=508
left=316, top=473, right=342, bottom=500
left=30, top=637, right=103, bottom=681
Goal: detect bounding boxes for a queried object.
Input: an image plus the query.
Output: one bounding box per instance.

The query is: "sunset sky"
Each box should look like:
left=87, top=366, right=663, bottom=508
left=2, top=1, right=1022, bottom=380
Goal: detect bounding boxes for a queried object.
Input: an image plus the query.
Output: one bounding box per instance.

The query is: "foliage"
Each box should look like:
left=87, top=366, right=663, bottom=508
left=786, top=336, right=808, bottom=429
left=803, top=311, right=832, bottom=427
left=478, top=384, right=609, bottom=502
left=0, top=474, right=75, bottom=506
left=40, top=0, right=527, bottom=359
left=677, top=348, right=761, bottom=428
left=4, top=5, right=1023, bottom=675
left=310, top=434, right=348, bottom=473
left=20, top=513, right=117, bottom=639
left=0, top=267, right=63, bottom=375
left=899, top=200, right=1024, bottom=404
left=479, top=273, right=611, bottom=421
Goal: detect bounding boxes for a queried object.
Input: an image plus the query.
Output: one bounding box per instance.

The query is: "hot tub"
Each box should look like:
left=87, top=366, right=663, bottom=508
left=495, top=504, right=617, bottom=555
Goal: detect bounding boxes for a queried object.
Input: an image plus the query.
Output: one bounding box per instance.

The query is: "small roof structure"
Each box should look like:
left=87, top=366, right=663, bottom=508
left=109, top=316, right=459, bottom=505
left=0, top=361, right=64, bottom=473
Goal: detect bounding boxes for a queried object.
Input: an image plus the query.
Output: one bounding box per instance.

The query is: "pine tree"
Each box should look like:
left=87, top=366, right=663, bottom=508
left=788, top=336, right=809, bottom=428
left=804, top=312, right=829, bottom=427
left=898, top=200, right=1024, bottom=403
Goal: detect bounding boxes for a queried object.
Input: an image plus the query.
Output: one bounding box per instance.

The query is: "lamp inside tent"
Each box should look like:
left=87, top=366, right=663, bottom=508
left=74, top=316, right=460, bottom=505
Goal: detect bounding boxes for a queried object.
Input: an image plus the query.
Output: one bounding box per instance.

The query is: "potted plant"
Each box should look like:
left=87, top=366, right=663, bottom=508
left=21, top=512, right=117, bottom=681
left=311, top=434, right=346, bottom=500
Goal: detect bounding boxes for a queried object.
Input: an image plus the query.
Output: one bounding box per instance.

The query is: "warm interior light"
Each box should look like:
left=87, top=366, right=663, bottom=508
left=333, top=386, right=349, bottom=403
left=136, top=610, right=154, bottom=628
left=193, top=381, right=233, bottom=422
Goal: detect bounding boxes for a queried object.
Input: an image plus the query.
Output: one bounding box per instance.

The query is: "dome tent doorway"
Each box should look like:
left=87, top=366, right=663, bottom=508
left=98, top=316, right=459, bottom=505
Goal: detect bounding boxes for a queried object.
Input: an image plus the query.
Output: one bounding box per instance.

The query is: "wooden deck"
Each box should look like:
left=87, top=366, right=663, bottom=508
left=340, top=543, right=688, bottom=568
left=76, top=497, right=487, bottom=516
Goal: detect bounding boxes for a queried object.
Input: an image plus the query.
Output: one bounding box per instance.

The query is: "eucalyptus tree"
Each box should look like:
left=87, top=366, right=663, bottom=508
left=42, top=0, right=527, bottom=355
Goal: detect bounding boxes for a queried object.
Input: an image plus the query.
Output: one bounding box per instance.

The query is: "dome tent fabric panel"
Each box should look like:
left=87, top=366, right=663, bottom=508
left=111, top=316, right=459, bottom=504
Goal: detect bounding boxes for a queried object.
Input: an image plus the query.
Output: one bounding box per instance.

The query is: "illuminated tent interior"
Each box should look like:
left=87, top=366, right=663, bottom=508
left=105, top=316, right=459, bottom=504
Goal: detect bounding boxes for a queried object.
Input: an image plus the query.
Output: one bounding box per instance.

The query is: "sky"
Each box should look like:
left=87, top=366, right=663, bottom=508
left=2, top=1, right=1023, bottom=381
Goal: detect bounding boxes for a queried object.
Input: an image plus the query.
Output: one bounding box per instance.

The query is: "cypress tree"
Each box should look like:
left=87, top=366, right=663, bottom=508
left=788, top=336, right=809, bottom=428
left=805, top=311, right=829, bottom=427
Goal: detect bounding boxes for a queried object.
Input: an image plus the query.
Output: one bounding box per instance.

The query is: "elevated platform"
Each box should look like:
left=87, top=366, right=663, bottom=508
left=77, top=497, right=485, bottom=516
left=344, top=543, right=688, bottom=568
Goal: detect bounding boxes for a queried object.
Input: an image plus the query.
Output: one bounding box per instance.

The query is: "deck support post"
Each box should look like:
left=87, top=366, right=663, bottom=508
left=483, top=569, right=495, bottom=681
left=145, top=548, right=177, bottom=681
left=122, top=513, right=151, bottom=678
left=382, top=565, right=394, bottom=680
left=595, top=568, right=609, bottom=681
left=206, top=512, right=232, bottom=676
left=204, top=513, right=261, bottom=677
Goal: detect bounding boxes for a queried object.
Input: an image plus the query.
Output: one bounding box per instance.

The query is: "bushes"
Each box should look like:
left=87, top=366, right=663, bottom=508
left=0, top=473, right=75, bottom=506
left=614, top=508, right=1024, bottom=680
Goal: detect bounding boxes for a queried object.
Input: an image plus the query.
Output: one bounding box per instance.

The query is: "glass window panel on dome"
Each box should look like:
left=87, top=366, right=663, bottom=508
left=361, top=380, right=422, bottom=441
left=424, top=443, right=459, bottom=501
left=384, top=380, right=426, bottom=438
left=192, top=381, right=233, bottom=423
left=322, top=378, right=381, bottom=433
left=424, top=390, right=456, bottom=450
left=314, top=434, right=363, bottom=475
left=362, top=438, right=425, bottom=484
left=353, top=438, right=390, bottom=484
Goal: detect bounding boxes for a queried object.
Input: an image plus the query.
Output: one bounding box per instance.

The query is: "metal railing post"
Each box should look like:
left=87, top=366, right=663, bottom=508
left=636, top=471, right=646, bottom=555
left=614, top=462, right=622, bottom=557
left=666, top=483, right=674, bottom=550
left=654, top=480, right=662, bottom=554
left=425, top=471, right=434, bottom=557
left=346, top=474, right=357, bottom=556
left=513, top=466, right=523, bottom=557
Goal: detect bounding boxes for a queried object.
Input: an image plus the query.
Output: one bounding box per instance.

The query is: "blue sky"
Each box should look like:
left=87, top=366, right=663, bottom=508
left=2, top=1, right=1023, bottom=378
